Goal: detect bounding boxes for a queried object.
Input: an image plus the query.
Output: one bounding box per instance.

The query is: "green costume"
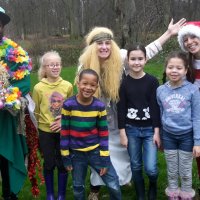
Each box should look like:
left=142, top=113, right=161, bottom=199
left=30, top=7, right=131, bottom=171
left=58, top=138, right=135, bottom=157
left=0, top=36, right=32, bottom=194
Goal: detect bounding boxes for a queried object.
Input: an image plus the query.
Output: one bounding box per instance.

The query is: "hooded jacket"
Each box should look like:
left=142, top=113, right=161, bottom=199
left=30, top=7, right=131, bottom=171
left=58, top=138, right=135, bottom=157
left=32, top=77, right=73, bottom=132
left=157, top=80, right=200, bottom=146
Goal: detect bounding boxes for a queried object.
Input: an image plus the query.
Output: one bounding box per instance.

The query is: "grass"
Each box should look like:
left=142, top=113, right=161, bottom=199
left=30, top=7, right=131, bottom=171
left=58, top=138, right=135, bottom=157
left=3, top=63, right=200, bottom=199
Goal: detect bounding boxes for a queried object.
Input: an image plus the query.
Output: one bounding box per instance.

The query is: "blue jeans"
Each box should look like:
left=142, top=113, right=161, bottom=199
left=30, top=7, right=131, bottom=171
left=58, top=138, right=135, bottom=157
left=125, top=124, right=158, bottom=182
left=70, top=148, right=121, bottom=200
left=162, top=130, right=193, bottom=152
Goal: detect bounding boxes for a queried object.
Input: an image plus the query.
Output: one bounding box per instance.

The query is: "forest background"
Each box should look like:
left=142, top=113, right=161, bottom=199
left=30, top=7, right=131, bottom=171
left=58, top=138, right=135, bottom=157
left=1, top=0, right=200, bottom=69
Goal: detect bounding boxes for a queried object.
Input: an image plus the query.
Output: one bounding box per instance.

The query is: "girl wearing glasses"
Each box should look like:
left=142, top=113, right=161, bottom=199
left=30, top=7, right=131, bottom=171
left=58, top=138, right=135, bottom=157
left=32, top=51, right=73, bottom=200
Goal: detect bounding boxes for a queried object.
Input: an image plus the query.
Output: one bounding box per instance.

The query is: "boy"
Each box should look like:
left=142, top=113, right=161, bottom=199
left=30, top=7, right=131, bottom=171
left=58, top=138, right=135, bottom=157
left=60, top=69, right=121, bottom=200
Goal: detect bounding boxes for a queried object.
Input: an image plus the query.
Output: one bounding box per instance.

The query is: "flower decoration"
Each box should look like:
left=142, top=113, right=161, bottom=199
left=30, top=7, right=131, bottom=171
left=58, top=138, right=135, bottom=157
left=0, top=64, right=21, bottom=110
left=0, top=37, right=32, bottom=80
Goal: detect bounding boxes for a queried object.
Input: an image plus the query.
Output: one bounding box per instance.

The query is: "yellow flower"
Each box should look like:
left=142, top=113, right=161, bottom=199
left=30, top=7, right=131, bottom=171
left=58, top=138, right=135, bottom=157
left=9, top=40, right=18, bottom=48
left=13, top=70, right=25, bottom=80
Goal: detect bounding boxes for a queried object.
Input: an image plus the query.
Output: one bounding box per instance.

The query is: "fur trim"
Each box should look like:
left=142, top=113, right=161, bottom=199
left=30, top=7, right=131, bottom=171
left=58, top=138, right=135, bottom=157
left=165, top=187, right=180, bottom=198
left=178, top=24, right=200, bottom=52
left=179, top=189, right=195, bottom=199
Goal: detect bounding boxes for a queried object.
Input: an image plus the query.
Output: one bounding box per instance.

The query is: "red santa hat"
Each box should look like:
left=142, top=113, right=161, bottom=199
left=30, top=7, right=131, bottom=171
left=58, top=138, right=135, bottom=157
left=178, top=21, right=200, bottom=52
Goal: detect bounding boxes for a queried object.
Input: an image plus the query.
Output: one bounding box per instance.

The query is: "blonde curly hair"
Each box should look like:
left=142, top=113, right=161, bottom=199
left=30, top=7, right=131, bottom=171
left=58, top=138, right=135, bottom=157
left=78, top=27, right=123, bottom=102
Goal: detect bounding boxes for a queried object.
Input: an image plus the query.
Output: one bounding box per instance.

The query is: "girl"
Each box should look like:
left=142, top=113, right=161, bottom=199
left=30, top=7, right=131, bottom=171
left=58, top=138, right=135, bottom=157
left=32, top=51, right=73, bottom=200
left=60, top=69, right=121, bottom=200
left=117, top=44, right=161, bottom=200
left=157, top=52, right=200, bottom=200
left=178, top=21, right=200, bottom=186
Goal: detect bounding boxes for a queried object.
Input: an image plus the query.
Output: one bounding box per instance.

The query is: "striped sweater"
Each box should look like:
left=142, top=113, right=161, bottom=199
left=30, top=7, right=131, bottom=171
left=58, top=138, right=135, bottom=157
left=60, top=95, right=110, bottom=168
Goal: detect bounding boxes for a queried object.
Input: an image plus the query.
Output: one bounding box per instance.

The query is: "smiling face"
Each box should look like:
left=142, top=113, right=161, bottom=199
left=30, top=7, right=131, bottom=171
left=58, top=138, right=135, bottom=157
left=77, top=73, right=98, bottom=103
left=44, top=55, right=61, bottom=82
left=166, top=57, right=187, bottom=86
left=96, top=40, right=111, bottom=61
left=128, top=50, right=147, bottom=77
left=183, top=34, right=200, bottom=58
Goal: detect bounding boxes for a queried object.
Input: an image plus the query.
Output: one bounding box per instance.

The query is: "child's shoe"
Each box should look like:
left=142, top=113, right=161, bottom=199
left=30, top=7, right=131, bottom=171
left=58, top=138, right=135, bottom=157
left=179, top=190, right=195, bottom=200
left=165, top=187, right=180, bottom=200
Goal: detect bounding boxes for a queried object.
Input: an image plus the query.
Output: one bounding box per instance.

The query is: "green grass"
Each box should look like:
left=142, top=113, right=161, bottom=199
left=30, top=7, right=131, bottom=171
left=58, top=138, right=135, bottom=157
left=7, top=64, right=200, bottom=199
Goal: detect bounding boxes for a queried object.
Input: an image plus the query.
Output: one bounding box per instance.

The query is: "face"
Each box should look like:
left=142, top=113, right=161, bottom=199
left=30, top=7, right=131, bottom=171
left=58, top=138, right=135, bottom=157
left=166, top=57, right=187, bottom=86
left=51, top=96, right=63, bottom=109
left=77, top=74, right=98, bottom=100
left=45, top=56, right=61, bottom=81
left=96, top=40, right=111, bottom=61
left=183, top=34, right=200, bottom=57
left=128, top=50, right=146, bottom=74
left=0, top=20, right=4, bottom=41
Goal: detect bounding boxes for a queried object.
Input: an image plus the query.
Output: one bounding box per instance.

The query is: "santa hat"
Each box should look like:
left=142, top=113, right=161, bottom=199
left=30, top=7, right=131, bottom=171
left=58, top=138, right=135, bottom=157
left=0, top=7, right=10, bottom=26
left=178, top=21, right=200, bottom=52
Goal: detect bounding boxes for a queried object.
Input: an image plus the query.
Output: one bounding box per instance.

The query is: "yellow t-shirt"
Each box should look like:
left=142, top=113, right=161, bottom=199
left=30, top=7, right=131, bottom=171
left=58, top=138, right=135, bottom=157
left=32, top=77, right=73, bottom=132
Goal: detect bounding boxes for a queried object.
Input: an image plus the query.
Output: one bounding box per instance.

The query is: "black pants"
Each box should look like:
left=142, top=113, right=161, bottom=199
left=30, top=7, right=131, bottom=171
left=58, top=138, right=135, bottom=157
left=0, top=155, right=18, bottom=200
left=39, top=129, right=65, bottom=173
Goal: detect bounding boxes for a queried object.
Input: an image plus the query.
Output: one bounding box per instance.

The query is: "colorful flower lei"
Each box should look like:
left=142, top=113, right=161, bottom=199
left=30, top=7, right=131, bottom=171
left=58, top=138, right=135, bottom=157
left=0, top=37, right=32, bottom=80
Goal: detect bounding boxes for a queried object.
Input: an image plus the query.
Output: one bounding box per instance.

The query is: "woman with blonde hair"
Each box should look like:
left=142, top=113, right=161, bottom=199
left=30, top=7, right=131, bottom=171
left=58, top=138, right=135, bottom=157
left=77, top=19, right=186, bottom=200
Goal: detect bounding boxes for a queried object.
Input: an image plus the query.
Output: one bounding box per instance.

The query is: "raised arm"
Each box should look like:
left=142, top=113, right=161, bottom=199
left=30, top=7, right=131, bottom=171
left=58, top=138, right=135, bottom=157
left=146, top=18, right=186, bottom=60
left=121, top=18, right=186, bottom=62
left=157, top=18, right=186, bottom=46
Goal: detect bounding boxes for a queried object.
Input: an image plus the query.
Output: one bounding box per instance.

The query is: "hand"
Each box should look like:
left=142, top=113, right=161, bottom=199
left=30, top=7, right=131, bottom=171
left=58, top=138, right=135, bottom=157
left=193, top=146, right=200, bottom=158
left=167, top=18, right=186, bottom=36
left=50, top=115, right=61, bottom=132
left=99, top=168, right=108, bottom=176
left=119, top=129, right=128, bottom=148
left=153, top=131, right=161, bottom=148
left=66, top=165, right=73, bottom=171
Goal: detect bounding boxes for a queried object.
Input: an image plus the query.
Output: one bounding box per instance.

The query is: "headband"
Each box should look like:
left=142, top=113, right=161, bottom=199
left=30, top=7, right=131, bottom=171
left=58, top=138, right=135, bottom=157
left=89, top=32, right=113, bottom=45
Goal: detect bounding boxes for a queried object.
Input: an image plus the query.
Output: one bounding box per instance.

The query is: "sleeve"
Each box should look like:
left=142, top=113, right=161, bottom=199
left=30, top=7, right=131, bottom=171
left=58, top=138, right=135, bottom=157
left=9, top=48, right=32, bottom=96
left=156, top=87, right=163, bottom=122
left=60, top=103, right=72, bottom=167
left=117, top=80, right=128, bottom=129
left=149, top=78, right=161, bottom=128
left=120, top=49, right=127, bottom=64
left=97, top=106, right=110, bottom=168
left=191, top=88, right=200, bottom=146
left=67, top=84, right=73, bottom=98
left=11, top=75, right=31, bottom=97
left=145, top=40, right=162, bottom=60
left=32, top=86, right=40, bottom=122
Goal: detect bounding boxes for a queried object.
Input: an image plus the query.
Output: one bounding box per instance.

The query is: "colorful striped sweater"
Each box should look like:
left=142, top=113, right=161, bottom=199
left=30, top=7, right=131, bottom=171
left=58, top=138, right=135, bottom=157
left=60, top=95, right=110, bottom=168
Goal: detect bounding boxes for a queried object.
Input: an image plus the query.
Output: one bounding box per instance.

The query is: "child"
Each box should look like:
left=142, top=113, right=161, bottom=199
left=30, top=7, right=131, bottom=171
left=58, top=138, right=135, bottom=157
left=60, top=69, right=121, bottom=200
left=157, top=52, right=200, bottom=200
left=117, top=44, right=161, bottom=200
left=32, top=51, right=73, bottom=200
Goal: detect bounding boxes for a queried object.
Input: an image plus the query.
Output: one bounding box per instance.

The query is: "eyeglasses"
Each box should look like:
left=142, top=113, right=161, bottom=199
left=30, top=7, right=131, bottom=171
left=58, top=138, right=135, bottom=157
left=46, top=63, right=61, bottom=68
